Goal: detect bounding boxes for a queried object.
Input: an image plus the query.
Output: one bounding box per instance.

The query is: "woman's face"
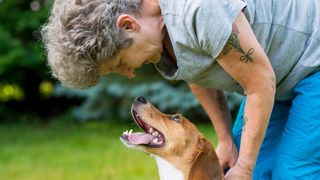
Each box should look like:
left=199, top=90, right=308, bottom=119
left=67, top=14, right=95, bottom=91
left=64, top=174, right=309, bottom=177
left=99, top=39, right=163, bottom=79
left=99, top=4, right=166, bottom=79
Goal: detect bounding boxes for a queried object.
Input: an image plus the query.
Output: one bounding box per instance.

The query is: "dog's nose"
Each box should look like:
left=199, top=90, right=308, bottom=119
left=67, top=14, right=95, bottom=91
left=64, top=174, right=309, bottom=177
left=136, top=96, right=147, bottom=104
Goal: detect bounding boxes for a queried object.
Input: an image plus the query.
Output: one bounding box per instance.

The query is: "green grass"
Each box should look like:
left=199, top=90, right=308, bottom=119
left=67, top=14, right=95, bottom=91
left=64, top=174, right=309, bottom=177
left=0, top=120, right=217, bottom=180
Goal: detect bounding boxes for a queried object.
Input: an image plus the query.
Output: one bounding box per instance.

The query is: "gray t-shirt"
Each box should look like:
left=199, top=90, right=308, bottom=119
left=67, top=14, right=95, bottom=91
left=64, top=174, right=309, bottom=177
left=156, top=0, right=320, bottom=100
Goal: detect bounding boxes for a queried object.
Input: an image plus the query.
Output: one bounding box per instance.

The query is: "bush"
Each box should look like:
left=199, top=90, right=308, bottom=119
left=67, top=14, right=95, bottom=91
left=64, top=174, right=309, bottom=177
left=54, top=75, right=242, bottom=122
left=0, top=0, right=57, bottom=122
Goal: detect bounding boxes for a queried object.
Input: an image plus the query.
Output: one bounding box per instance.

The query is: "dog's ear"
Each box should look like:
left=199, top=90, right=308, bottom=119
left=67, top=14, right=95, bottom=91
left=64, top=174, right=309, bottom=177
left=188, top=138, right=223, bottom=180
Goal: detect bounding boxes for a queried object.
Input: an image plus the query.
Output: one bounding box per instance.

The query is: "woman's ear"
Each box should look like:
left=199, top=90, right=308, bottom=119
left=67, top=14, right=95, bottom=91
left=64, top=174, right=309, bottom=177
left=116, top=14, right=140, bottom=32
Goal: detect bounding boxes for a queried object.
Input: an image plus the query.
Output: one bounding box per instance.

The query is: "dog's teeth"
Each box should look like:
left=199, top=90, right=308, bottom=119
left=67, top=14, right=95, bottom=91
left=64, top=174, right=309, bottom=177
left=149, top=128, right=153, bottom=133
left=153, top=138, right=158, bottom=143
left=129, top=129, right=133, bottom=134
left=154, top=131, right=158, bottom=136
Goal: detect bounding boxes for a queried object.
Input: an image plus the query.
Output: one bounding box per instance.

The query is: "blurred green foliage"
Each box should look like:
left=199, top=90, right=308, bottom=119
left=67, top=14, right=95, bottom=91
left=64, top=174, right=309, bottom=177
left=55, top=73, right=242, bottom=122
left=0, top=0, right=79, bottom=122
left=0, top=0, right=50, bottom=77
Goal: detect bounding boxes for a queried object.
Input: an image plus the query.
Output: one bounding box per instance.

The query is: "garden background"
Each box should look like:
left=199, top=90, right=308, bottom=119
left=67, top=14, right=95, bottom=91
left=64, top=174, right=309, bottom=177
left=0, top=0, right=242, bottom=179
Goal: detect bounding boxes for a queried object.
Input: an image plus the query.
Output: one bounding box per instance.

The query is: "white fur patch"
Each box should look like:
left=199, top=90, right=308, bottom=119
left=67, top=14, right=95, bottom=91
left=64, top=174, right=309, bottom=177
left=153, top=155, right=184, bottom=180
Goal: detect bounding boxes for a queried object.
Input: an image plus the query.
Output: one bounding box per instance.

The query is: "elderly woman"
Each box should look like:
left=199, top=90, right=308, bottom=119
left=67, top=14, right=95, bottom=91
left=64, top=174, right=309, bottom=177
left=42, top=0, right=320, bottom=179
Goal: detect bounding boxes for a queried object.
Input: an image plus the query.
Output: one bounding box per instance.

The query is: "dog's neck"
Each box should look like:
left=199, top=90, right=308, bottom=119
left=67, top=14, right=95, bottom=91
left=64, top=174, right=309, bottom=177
left=150, top=139, right=223, bottom=180
left=153, top=155, right=184, bottom=180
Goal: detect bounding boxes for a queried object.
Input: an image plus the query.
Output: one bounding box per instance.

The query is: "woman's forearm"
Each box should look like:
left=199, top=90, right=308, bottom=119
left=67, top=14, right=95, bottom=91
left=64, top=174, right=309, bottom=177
left=237, top=91, right=275, bottom=170
left=189, top=83, right=233, bottom=143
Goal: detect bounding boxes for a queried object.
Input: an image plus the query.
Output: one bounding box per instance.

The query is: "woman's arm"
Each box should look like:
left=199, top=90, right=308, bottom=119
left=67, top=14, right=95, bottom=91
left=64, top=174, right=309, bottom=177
left=188, top=84, right=238, bottom=169
left=217, top=11, right=276, bottom=176
left=189, top=85, right=232, bottom=141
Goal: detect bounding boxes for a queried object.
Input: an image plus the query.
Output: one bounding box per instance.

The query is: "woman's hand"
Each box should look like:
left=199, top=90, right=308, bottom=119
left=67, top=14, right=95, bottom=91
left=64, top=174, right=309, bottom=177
left=225, top=162, right=253, bottom=180
left=216, top=139, right=239, bottom=170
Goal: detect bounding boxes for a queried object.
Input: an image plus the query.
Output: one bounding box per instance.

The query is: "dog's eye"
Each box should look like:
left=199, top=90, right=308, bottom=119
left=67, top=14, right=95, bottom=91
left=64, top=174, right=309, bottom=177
left=170, top=115, right=180, bottom=123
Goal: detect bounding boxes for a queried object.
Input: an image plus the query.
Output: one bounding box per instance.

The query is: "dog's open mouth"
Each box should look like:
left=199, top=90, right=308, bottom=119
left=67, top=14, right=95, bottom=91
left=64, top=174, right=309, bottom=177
left=120, top=109, right=165, bottom=147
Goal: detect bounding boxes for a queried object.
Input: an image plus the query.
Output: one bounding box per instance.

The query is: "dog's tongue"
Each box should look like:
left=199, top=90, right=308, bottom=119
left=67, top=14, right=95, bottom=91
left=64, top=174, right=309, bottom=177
left=128, top=132, right=154, bottom=145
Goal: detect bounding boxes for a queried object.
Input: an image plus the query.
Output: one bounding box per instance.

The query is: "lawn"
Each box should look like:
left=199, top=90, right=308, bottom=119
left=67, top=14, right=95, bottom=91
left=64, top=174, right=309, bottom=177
left=0, top=120, right=218, bottom=180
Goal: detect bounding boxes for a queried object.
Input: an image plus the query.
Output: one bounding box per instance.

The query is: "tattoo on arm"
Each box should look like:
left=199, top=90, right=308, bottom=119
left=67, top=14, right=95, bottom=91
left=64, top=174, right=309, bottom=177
left=243, top=115, right=249, bottom=133
left=217, top=95, right=226, bottom=111
left=222, top=24, right=254, bottom=63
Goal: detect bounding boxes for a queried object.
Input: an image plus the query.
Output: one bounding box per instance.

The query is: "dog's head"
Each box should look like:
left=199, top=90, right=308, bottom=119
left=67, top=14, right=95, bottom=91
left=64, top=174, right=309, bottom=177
left=120, top=96, right=223, bottom=179
left=120, top=96, right=205, bottom=157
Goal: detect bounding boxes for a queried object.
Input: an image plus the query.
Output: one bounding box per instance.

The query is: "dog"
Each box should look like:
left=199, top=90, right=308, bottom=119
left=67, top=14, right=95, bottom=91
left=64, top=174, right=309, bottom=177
left=120, top=96, right=224, bottom=180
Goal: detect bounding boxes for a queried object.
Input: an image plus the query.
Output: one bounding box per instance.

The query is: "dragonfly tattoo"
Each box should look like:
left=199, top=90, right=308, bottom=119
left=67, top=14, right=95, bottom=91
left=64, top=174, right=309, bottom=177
left=222, top=24, right=254, bottom=63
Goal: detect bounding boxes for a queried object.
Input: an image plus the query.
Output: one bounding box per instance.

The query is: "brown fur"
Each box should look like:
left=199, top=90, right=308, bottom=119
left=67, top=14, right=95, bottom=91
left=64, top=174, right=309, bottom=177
left=188, top=138, right=223, bottom=180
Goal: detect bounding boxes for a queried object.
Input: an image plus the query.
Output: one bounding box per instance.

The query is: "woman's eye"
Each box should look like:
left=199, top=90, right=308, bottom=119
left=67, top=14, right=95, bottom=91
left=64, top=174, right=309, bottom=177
left=170, top=115, right=180, bottom=123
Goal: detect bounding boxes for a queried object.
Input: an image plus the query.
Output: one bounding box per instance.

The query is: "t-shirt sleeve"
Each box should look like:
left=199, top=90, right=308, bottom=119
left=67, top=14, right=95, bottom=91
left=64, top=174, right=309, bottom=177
left=185, top=0, right=247, bottom=59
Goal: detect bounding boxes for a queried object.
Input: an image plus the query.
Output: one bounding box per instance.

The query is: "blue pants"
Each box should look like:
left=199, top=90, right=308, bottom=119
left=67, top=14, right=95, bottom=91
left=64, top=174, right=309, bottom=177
left=233, top=71, right=320, bottom=179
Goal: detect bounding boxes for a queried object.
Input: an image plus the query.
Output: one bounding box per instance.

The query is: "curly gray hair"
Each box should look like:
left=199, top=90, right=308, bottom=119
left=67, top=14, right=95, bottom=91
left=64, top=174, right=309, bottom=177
left=41, top=0, right=142, bottom=88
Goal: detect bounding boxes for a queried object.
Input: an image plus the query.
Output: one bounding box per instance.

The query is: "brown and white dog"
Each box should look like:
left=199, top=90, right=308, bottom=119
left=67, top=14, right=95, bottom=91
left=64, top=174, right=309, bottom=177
left=120, top=96, right=223, bottom=180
